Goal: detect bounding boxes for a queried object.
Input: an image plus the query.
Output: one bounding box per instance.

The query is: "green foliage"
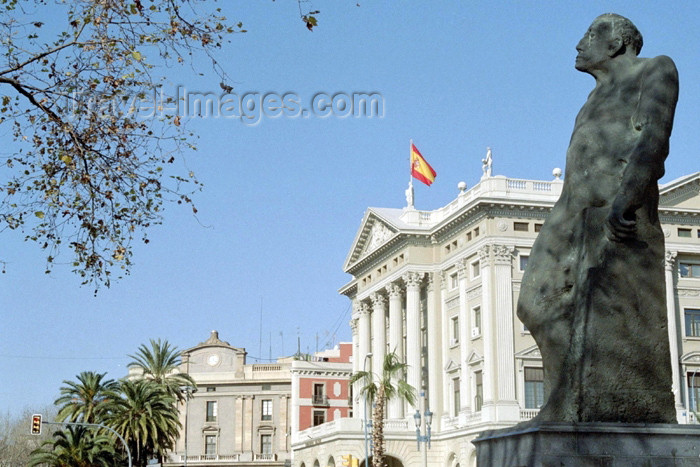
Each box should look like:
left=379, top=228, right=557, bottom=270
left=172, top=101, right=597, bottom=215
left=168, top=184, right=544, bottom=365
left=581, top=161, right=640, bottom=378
left=107, top=379, right=181, bottom=466
left=29, top=425, right=117, bottom=467
left=55, top=371, right=120, bottom=424
left=350, top=352, right=416, bottom=467
left=128, top=337, right=196, bottom=403
left=44, top=338, right=192, bottom=466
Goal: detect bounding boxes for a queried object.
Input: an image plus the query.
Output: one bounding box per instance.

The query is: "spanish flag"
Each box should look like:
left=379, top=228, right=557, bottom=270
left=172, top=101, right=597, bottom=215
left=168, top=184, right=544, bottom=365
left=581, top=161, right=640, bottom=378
left=410, top=143, right=436, bottom=186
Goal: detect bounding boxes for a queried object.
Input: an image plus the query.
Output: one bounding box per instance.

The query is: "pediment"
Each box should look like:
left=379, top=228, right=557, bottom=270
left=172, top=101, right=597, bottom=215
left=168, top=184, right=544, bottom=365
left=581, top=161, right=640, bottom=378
left=467, top=350, right=483, bottom=365
left=660, top=172, right=700, bottom=209
left=444, top=358, right=460, bottom=373
left=343, top=211, right=399, bottom=271
left=515, top=345, right=542, bottom=360
left=681, top=351, right=700, bottom=365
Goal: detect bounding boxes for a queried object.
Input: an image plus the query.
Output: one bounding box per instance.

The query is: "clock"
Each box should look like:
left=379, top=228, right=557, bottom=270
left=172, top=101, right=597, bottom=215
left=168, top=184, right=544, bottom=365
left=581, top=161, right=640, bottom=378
left=207, top=354, right=220, bottom=366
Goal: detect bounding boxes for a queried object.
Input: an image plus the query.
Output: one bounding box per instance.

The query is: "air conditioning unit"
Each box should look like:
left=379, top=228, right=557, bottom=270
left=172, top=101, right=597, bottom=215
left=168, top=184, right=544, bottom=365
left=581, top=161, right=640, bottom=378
left=471, top=328, right=480, bottom=338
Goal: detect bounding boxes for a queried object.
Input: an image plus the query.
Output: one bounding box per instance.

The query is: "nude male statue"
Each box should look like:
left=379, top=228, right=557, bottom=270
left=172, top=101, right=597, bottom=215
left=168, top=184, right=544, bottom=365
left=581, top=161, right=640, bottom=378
left=517, top=14, right=679, bottom=423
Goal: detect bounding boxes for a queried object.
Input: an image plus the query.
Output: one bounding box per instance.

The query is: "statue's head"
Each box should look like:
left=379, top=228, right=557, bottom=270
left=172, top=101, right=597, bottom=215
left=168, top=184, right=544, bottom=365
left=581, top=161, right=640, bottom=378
left=575, top=14, right=643, bottom=74
left=596, top=14, right=643, bottom=55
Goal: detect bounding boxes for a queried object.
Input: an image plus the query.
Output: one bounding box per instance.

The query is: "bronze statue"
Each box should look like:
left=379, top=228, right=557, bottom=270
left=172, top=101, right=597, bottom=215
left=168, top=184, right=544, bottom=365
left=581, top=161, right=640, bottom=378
left=517, top=14, right=679, bottom=423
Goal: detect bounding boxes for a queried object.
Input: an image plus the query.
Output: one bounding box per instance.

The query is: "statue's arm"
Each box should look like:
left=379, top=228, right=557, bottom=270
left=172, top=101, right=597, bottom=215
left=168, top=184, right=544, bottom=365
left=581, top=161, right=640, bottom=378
left=606, top=55, right=679, bottom=242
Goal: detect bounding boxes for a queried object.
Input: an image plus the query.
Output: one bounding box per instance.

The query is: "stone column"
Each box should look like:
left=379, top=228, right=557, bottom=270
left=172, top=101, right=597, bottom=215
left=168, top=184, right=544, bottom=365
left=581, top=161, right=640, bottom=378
left=235, top=396, right=243, bottom=451
left=457, top=258, right=471, bottom=413
left=358, top=303, right=371, bottom=368
left=371, top=292, right=387, bottom=376
left=493, top=244, right=519, bottom=421
left=350, top=313, right=360, bottom=417
left=246, top=396, right=254, bottom=452
left=479, top=246, right=495, bottom=411
left=439, top=271, right=451, bottom=417
left=358, top=302, right=371, bottom=425
left=387, top=283, right=404, bottom=419
left=279, top=395, right=288, bottom=451
left=665, top=250, right=683, bottom=417
left=404, top=271, right=424, bottom=407
left=426, top=273, right=440, bottom=416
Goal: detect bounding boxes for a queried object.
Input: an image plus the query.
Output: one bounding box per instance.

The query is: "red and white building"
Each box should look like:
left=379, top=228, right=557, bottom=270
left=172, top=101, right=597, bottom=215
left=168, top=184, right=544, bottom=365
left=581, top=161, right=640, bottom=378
left=291, top=343, right=353, bottom=434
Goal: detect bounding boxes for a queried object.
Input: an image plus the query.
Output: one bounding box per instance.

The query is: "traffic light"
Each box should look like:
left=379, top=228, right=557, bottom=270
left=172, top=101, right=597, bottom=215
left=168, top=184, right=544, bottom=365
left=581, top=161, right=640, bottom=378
left=341, top=454, right=358, bottom=467
left=352, top=458, right=359, bottom=467
left=31, top=414, right=42, bottom=435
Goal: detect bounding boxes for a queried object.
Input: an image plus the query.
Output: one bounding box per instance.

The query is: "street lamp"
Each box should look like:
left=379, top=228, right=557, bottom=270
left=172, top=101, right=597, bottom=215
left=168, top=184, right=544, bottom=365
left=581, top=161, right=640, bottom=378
left=363, top=352, right=373, bottom=467
left=181, top=386, right=197, bottom=467
left=413, top=391, right=433, bottom=467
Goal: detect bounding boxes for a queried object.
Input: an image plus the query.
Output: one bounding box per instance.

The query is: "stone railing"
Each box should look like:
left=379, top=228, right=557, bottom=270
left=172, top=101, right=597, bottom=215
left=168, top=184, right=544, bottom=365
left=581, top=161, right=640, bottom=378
left=175, top=453, right=241, bottom=462
left=382, top=419, right=409, bottom=432
left=254, top=453, right=277, bottom=461
left=400, top=175, right=563, bottom=227
left=520, top=408, right=540, bottom=420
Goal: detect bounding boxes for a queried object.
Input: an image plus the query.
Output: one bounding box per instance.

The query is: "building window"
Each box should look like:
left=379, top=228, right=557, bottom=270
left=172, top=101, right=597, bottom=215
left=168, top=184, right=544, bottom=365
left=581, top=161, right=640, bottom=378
left=534, top=223, right=543, bottom=232
left=466, top=231, right=472, bottom=241
left=474, top=227, right=480, bottom=237
left=450, top=272, right=458, bottom=290
left=261, top=399, right=272, bottom=421
left=453, top=377, right=460, bottom=417
left=689, top=374, right=700, bottom=412
left=313, top=410, right=325, bottom=426
left=206, top=401, right=217, bottom=422
left=519, top=255, right=529, bottom=271
left=261, top=434, right=272, bottom=455
left=262, top=384, right=271, bottom=391
left=680, top=262, right=700, bottom=278
left=514, top=222, right=529, bottom=232
left=524, top=367, right=544, bottom=409
left=205, top=435, right=217, bottom=457
left=472, top=306, right=481, bottom=337
left=206, top=387, right=216, bottom=392
left=474, top=371, right=483, bottom=412
left=679, top=228, right=692, bottom=238
left=471, top=260, right=480, bottom=279
left=313, top=383, right=326, bottom=405
left=686, top=309, right=700, bottom=337
left=451, top=316, right=459, bottom=345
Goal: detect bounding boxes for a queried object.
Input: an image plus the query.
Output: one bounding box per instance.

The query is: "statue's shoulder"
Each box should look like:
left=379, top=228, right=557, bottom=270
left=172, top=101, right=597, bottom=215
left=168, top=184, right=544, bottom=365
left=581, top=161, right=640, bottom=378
left=642, top=55, right=678, bottom=78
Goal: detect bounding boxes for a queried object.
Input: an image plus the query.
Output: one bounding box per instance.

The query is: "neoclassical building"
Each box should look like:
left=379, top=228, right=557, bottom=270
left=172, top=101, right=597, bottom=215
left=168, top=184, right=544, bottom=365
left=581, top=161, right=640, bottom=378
left=291, top=168, right=700, bottom=467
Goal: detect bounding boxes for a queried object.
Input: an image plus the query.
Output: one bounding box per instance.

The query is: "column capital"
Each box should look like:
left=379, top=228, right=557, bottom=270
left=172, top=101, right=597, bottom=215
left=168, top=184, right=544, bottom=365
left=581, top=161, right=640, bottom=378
left=665, top=250, right=678, bottom=271
left=370, top=292, right=386, bottom=308
left=386, top=283, right=403, bottom=299
left=492, top=244, right=514, bottom=265
left=402, top=271, right=425, bottom=289
left=456, top=258, right=469, bottom=279
left=478, top=245, right=490, bottom=262
left=359, top=302, right=371, bottom=316
left=439, top=270, right=448, bottom=289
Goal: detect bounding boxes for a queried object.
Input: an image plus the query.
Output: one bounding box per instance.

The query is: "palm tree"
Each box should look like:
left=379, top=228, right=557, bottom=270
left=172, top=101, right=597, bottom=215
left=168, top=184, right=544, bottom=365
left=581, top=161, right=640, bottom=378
left=28, top=425, right=117, bottom=467
left=350, top=352, right=416, bottom=467
left=128, top=338, right=196, bottom=402
left=107, top=378, right=181, bottom=467
left=54, top=371, right=120, bottom=424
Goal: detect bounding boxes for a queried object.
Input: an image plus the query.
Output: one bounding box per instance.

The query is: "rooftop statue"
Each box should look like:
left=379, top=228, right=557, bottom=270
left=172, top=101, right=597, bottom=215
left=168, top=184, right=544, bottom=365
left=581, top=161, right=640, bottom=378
left=517, top=14, right=679, bottom=423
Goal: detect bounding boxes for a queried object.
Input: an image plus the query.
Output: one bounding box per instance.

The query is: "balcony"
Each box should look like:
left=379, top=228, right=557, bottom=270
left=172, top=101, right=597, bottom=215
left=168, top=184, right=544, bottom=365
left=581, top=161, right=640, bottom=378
left=312, top=394, right=329, bottom=406
left=166, top=452, right=283, bottom=465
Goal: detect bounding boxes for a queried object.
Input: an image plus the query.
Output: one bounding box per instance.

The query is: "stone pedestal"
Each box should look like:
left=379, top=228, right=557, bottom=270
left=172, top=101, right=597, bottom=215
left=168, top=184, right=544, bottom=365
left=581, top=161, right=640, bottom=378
left=472, top=423, right=700, bottom=466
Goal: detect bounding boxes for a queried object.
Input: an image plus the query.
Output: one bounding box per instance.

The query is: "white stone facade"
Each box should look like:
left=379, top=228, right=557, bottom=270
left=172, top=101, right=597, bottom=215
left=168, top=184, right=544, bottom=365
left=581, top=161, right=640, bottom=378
left=292, top=171, right=700, bottom=467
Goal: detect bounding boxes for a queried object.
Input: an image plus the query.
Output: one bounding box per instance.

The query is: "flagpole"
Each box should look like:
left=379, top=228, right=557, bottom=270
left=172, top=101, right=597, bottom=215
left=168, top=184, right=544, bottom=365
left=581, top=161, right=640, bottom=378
left=406, top=139, right=415, bottom=209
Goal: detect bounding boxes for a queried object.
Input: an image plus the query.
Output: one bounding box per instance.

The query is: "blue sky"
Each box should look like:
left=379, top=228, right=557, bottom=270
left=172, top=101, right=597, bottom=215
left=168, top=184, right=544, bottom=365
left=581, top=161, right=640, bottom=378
left=2, top=1, right=699, bottom=415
